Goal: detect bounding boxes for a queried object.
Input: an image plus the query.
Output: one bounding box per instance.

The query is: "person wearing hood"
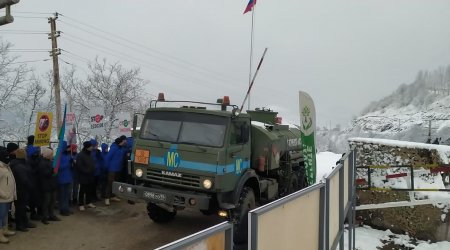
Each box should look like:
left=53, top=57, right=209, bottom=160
left=0, top=146, right=17, bottom=243
left=90, top=139, right=103, bottom=202
left=100, top=143, right=109, bottom=199
left=57, top=142, right=73, bottom=216
left=104, top=135, right=127, bottom=206
left=75, top=141, right=96, bottom=211
left=10, top=148, right=35, bottom=232
left=38, top=147, right=60, bottom=224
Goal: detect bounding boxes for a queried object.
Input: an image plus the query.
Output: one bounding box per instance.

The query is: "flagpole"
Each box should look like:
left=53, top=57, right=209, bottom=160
left=248, top=3, right=255, bottom=111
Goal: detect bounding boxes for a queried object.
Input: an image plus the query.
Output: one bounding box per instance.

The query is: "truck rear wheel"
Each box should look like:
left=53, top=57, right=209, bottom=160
left=233, top=186, right=256, bottom=244
left=147, top=202, right=176, bottom=223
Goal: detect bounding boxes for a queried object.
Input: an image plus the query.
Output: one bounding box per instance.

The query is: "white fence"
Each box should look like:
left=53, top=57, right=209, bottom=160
left=157, top=149, right=356, bottom=250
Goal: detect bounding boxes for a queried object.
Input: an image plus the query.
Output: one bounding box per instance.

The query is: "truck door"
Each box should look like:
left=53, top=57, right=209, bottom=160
left=226, top=117, right=251, bottom=176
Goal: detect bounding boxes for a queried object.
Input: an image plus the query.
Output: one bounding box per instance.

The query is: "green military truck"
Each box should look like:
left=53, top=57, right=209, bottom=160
left=113, top=94, right=308, bottom=243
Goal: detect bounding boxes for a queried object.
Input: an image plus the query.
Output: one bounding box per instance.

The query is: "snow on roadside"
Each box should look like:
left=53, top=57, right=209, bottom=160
left=316, top=151, right=450, bottom=249
left=315, top=151, right=342, bottom=183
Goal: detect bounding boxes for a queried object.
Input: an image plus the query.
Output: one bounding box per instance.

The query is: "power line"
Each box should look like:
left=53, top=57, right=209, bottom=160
left=60, top=36, right=232, bottom=91
left=14, top=16, right=48, bottom=19
left=59, top=20, right=236, bottom=85
left=61, top=33, right=212, bottom=83
left=0, top=30, right=48, bottom=33
left=9, top=59, right=50, bottom=64
left=58, top=13, right=239, bottom=83
left=61, top=51, right=90, bottom=63
left=15, top=11, right=53, bottom=15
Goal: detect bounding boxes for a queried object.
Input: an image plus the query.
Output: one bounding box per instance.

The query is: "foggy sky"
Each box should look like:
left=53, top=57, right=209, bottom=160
left=3, top=0, right=450, bottom=128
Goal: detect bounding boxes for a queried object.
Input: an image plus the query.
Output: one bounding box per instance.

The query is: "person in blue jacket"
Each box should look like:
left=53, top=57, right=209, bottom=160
left=90, top=139, right=103, bottom=202
left=25, top=135, right=43, bottom=221
left=57, top=141, right=73, bottom=216
left=100, top=143, right=109, bottom=199
left=104, top=135, right=127, bottom=206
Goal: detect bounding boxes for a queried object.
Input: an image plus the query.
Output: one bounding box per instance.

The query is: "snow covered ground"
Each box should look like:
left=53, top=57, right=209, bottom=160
left=316, top=151, right=450, bottom=249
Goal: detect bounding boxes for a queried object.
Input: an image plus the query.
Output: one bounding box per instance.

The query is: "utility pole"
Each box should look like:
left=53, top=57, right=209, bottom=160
left=48, top=13, right=62, bottom=132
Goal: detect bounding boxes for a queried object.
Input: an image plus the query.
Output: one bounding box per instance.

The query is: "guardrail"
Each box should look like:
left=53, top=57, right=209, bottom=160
left=155, top=221, right=233, bottom=250
left=157, top=149, right=356, bottom=250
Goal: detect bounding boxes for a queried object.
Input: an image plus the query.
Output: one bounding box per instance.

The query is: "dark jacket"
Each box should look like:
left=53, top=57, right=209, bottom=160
left=38, top=158, right=58, bottom=192
left=92, top=149, right=104, bottom=177
left=9, top=159, right=32, bottom=199
left=76, top=148, right=95, bottom=185
left=57, top=151, right=73, bottom=185
left=105, top=143, right=126, bottom=173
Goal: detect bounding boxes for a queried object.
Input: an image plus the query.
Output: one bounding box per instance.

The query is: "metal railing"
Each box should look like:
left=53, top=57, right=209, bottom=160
left=157, top=149, right=356, bottom=250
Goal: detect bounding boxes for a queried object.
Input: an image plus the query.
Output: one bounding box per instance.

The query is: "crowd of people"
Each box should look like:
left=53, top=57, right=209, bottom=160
left=0, top=135, right=133, bottom=244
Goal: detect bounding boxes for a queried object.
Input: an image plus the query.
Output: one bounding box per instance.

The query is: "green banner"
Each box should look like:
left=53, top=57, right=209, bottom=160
left=299, top=91, right=317, bottom=185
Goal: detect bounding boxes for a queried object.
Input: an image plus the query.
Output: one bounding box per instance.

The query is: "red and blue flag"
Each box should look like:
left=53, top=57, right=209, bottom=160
left=52, top=104, right=67, bottom=175
left=243, top=0, right=257, bottom=14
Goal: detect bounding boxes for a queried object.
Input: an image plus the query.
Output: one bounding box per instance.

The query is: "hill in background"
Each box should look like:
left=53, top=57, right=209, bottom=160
left=318, top=65, right=450, bottom=153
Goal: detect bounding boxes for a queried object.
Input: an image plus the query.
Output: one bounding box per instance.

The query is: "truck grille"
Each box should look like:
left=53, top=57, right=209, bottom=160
left=146, top=169, right=200, bottom=188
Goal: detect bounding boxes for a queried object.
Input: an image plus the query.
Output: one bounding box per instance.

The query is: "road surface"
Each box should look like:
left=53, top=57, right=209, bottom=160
left=3, top=201, right=224, bottom=250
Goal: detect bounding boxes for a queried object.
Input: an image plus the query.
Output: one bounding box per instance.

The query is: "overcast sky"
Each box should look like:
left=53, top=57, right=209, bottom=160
left=2, top=0, right=450, bottom=128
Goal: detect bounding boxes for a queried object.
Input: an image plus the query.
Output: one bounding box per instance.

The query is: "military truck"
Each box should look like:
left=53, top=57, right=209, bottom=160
left=113, top=94, right=308, bottom=243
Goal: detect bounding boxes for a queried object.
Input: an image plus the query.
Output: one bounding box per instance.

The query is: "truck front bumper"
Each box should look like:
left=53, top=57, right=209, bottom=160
left=112, top=182, right=211, bottom=210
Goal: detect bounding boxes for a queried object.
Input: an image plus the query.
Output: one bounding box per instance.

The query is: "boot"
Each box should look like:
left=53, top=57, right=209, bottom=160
left=0, top=229, right=9, bottom=244
left=2, top=226, right=15, bottom=236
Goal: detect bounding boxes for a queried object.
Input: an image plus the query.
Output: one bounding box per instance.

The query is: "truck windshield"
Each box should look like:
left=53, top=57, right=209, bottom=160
left=141, top=111, right=228, bottom=147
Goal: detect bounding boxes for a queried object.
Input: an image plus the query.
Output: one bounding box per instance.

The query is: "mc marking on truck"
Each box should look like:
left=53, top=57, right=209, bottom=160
left=165, top=150, right=180, bottom=168
left=235, top=158, right=242, bottom=175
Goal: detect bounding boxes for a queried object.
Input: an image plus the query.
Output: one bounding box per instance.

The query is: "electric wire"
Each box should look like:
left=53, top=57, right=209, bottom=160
left=60, top=33, right=217, bottom=85
left=9, top=59, right=50, bottom=64
left=15, top=11, right=53, bottom=15
left=14, top=16, right=48, bottom=19
left=59, top=20, right=237, bottom=85
left=60, top=35, right=235, bottom=92
left=58, top=14, right=239, bottom=83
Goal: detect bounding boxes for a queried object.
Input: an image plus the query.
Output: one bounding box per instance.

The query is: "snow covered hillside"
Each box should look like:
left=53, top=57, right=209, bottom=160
left=317, top=65, right=450, bottom=153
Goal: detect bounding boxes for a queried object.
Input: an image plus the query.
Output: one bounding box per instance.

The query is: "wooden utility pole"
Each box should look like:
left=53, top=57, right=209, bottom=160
left=48, top=13, right=62, bottom=132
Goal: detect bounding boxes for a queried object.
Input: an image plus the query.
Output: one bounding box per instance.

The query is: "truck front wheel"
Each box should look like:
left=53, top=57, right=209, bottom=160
left=147, top=202, right=176, bottom=223
left=233, top=186, right=256, bottom=244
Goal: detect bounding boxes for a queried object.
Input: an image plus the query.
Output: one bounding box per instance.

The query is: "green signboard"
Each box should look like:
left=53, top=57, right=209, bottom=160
left=299, top=91, right=317, bottom=185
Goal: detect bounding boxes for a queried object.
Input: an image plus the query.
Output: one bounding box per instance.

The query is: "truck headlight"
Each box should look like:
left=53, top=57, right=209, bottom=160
left=203, top=179, right=213, bottom=189
left=135, top=168, right=143, bottom=178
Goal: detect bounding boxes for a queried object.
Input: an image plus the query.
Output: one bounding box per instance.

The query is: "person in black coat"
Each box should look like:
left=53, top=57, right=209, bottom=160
left=10, top=149, right=36, bottom=231
left=76, top=141, right=96, bottom=211
left=38, top=147, right=60, bottom=224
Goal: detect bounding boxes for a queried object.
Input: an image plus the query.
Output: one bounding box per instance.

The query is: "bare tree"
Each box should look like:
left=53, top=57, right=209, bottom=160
left=0, top=40, right=29, bottom=112
left=69, top=58, right=147, bottom=141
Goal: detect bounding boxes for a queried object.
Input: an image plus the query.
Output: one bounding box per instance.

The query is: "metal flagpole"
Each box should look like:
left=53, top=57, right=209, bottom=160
left=248, top=3, right=255, bottom=111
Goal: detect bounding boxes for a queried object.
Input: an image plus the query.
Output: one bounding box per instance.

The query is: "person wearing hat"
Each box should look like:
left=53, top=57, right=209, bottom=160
left=90, top=139, right=103, bottom=202
left=75, top=141, right=96, bottom=211
left=38, top=147, right=60, bottom=224
left=57, top=142, right=73, bottom=216
left=25, top=136, right=43, bottom=221
left=0, top=147, right=17, bottom=243
left=104, top=135, right=128, bottom=206
left=9, top=149, right=35, bottom=231
left=6, top=143, right=19, bottom=161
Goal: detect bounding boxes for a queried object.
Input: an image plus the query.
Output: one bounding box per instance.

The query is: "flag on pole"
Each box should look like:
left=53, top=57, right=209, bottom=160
left=52, top=104, right=67, bottom=175
left=243, top=0, right=257, bottom=14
